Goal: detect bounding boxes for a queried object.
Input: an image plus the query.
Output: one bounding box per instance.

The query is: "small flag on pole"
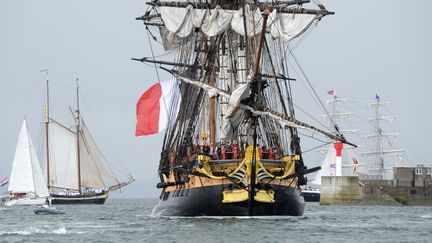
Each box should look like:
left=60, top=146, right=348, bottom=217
left=0, top=178, right=8, bottom=187
left=375, top=93, right=380, bottom=102
left=327, top=89, right=334, bottom=95
left=352, top=157, right=358, bottom=175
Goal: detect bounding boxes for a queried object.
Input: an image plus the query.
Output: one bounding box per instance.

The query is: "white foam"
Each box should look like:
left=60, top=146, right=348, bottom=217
left=53, top=227, right=67, bottom=234
left=0, top=227, right=68, bottom=236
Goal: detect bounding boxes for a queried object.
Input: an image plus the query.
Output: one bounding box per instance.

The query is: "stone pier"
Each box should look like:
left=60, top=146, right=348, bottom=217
left=320, top=176, right=362, bottom=205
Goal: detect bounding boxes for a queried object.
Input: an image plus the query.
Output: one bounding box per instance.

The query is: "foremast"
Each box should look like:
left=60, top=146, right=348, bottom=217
left=75, top=78, right=82, bottom=195
left=247, top=7, right=270, bottom=216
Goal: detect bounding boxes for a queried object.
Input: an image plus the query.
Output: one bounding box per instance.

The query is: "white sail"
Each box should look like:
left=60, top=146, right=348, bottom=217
left=159, top=5, right=316, bottom=40
left=8, top=120, right=49, bottom=198
left=79, top=120, right=118, bottom=189
left=313, top=143, right=336, bottom=186
left=8, top=121, right=36, bottom=193
left=48, top=119, right=79, bottom=190
left=29, top=127, right=49, bottom=198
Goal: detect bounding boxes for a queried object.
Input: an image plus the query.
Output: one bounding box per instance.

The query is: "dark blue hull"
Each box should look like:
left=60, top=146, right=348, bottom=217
left=302, top=190, right=320, bottom=202
left=152, top=184, right=305, bottom=216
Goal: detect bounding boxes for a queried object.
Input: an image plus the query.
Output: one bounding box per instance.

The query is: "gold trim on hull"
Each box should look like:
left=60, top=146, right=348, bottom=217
left=222, top=189, right=275, bottom=203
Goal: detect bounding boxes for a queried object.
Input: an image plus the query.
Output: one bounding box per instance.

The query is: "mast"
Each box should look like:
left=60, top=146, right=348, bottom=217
left=362, top=94, right=405, bottom=179
left=76, top=78, right=82, bottom=194
left=324, top=91, right=356, bottom=176
left=248, top=7, right=270, bottom=217
left=209, top=61, right=216, bottom=148
left=45, top=76, right=51, bottom=190
left=375, top=96, right=384, bottom=177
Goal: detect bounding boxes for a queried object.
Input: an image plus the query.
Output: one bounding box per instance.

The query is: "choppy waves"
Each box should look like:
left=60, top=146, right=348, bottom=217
left=1, top=199, right=432, bottom=242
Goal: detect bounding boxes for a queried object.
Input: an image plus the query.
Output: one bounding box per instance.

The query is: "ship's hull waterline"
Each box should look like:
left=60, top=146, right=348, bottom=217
left=152, top=184, right=305, bottom=216
left=4, top=197, right=47, bottom=207
left=302, top=190, right=320, bottom=202
left=51, top=193, right=108, bottom=205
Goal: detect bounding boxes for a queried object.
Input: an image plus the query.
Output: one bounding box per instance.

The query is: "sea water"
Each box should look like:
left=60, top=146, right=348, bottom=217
left=0, top=199, right=431, bottom=242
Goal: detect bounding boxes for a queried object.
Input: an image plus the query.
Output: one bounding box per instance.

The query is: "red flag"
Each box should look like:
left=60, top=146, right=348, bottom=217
left=135, top=79, right=180, bottom=136
left=352, top=157, right=358, bottom=175
left=327, top=89, right=334, bottom=95
left=135, top=83, right=161, bottom=136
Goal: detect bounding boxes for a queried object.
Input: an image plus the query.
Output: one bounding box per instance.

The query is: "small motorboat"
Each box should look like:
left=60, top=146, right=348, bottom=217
left=33, top=206, right=65, bottom=215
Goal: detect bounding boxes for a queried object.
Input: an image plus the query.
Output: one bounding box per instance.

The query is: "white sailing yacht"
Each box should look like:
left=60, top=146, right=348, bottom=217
left=4, top=120, right=50, bottom=206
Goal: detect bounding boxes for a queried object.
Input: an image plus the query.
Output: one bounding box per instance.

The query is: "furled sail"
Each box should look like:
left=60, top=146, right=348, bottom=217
left=8, top=120, right=49, bottom=198
left=158, top=4, right=316, bottom=40
left=173, top=74, right=345, bottom=143
left=47, top=119, right=79, bottom=190
left=136, top=1, right=342, bottom=176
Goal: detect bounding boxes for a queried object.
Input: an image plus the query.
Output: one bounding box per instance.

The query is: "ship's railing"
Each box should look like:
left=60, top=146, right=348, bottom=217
left=193, top=146, right=299, bottom=181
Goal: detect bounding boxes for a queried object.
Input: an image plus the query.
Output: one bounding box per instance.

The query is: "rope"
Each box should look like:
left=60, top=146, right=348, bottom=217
left=287, top=49, right=337, bottom=133
left=145, top=25, right=161, bottom=83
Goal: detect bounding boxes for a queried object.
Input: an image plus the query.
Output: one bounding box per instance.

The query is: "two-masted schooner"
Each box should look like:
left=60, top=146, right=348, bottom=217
left=135, top=0, right=353, bottom=216
left=44, top=79, right=134, bottom=204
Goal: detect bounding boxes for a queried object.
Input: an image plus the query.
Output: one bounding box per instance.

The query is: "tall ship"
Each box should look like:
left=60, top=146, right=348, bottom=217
left=361, top=94, right=406, bottom=179
left=303, top=90, right=367, bottom=202
left=134, top=0, right=353, bottom=216
left=43, top=78, right=134, bottom=204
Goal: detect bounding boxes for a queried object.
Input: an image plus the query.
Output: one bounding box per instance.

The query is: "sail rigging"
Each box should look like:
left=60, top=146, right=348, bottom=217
left=361, top=95, right=406, bottom=179
left=135, top=1, right=345, bottom=172
left=47, top=118, right=79, bottom=190
left=135, top=0, right=353, bottom=216
left=43, top=80, right=131, bottom=197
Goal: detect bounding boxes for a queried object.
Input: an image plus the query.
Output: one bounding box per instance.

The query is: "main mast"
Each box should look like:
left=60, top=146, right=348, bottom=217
left=248, top=8, right=270, bottom=216
left=76, top=78, right=82, bottom=194
left=45, top=76, right=51, bottom=191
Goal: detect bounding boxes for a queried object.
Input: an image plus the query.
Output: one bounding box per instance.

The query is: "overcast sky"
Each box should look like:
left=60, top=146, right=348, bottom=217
left=0, top=1, right=431, bottom=198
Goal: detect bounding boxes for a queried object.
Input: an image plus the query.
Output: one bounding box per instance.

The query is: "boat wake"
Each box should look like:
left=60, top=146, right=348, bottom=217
left=0, top=226, right=67, bottom=236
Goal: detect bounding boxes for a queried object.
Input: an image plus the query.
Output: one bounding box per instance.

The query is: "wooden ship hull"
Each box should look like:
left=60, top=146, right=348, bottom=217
left=51, top=193, right=108, bottom=205
left=151, top=147, right=312, bottom=216
left=153, top=183, right=304, bottom=216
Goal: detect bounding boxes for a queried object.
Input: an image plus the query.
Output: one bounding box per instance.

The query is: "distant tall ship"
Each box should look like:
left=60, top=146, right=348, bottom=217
left=43, top=78, right=134, bottom=204
left=303, top=90, right=367, bottom=202
left=134, top=1, right=354, bottom=216
left=4, top=120, right=49, bottom=206
left=361, top=94, right=405, bottom=179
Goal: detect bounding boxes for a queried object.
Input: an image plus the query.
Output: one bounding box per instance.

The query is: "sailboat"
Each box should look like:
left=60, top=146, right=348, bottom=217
left=135, top=1, right=353, bottom=216
left=43, top=79, right=134, bottom=204
left=4, top=120, right=50, bottom=206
